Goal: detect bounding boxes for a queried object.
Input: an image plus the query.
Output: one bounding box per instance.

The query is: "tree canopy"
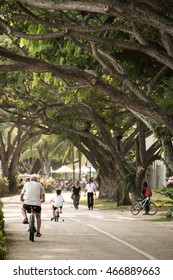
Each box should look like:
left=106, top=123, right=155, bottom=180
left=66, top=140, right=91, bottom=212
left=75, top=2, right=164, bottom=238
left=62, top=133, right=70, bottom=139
left=0, top=1, right=173, bottom=200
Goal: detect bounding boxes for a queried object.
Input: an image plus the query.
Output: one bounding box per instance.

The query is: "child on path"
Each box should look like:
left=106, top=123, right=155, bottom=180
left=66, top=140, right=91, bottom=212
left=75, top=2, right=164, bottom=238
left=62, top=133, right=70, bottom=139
left=50, top=189, right=65, bottom=221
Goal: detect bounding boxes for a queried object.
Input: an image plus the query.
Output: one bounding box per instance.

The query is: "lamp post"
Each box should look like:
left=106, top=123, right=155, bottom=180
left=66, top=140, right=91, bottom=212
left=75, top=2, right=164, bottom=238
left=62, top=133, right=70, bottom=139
left=116, top=135, right=122, bottom=207
left=89, top=166, right=91, bottom=179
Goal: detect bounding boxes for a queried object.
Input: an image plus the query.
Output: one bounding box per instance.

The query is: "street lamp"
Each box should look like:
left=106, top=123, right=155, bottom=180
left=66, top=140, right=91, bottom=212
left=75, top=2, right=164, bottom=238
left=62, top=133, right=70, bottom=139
left=116, top=135, right=122, bottom=207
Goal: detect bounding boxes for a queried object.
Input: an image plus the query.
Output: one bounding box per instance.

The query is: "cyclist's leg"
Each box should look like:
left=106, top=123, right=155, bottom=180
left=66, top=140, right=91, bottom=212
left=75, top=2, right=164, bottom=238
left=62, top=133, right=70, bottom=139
left=35, top=212, right=41, bottom=230
left=54, top=207, right=60, bottom=221
left=59, top=206, right=63, bottom=213
left=52, top=206, right=56, bottom=217
left=22, top=204, right=29, bottom=223
left=35, top=206, right=42, bottom=236
left=51, top=206, right=57, bottom=220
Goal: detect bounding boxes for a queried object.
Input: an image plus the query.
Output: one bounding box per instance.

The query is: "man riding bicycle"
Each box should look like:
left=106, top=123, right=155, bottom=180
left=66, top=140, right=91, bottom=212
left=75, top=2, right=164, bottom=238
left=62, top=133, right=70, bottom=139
left=20, top=176, right=45, bottom=237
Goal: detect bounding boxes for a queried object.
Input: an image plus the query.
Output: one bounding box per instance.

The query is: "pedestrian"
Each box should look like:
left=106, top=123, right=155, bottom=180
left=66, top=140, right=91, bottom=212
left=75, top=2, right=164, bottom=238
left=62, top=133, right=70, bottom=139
left=18, top=178, right=24, bottom=191
left=20, top=176, right=45, bottom=237
left=50, top=189, right=65, bottom=220
left=71, top=181, right=81, bottom=209
left=85, top=178, right=96, bottom=210
left=142, top=181, right=152, bottom=215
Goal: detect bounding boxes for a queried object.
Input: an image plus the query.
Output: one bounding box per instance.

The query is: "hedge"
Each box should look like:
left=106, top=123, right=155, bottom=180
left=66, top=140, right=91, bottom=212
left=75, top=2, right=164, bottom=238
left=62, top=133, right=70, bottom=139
left=0, top=200, right=7, bottom=260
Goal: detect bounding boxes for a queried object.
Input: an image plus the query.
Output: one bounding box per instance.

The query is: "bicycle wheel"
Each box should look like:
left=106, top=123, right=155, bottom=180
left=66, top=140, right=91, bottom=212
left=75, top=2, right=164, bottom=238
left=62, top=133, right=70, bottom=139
left=131, top=202, right=141, bottom=215
left=29, top=214, right=35, bottom=242
left=54, top=210, right=59, bottom=222
left=149, top=202, right=158, bottom=215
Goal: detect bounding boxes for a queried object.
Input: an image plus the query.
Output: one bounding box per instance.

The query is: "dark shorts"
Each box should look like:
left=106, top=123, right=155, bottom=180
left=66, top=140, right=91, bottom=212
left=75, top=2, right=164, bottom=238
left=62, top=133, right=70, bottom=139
left=53, top=205, right=62, bottom=210
left=23, top=204, right=41, bottom=213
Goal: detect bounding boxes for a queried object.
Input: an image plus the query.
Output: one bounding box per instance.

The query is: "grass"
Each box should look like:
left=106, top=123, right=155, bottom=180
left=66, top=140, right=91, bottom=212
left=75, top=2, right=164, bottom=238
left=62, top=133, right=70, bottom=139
left=81, top=191, right=172, bottom=209
left=80, top=191, right=173, bottom=222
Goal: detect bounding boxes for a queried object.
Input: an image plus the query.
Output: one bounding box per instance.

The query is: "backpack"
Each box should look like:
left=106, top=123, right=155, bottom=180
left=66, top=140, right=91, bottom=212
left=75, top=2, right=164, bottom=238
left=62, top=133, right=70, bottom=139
left=149, top=189, right=152, bottom=197
left=146, top=187, right=152, bottom=197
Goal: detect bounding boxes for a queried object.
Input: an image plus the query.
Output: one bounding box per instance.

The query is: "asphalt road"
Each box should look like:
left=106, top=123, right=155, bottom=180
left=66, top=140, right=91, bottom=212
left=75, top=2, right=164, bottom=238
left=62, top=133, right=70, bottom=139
left=2, top=192, right=173, bottom=260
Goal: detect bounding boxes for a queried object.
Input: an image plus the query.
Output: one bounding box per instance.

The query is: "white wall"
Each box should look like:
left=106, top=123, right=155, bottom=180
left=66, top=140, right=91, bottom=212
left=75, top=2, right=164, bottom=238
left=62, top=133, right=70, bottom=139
left=147, top=161, right=167, bottom=189
left=146, top=135, right=167, bottom=189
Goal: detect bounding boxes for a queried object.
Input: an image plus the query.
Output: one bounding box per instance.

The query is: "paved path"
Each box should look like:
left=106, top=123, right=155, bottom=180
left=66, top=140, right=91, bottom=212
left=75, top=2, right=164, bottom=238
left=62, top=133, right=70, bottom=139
left=2, top=192, right=173, bottom=260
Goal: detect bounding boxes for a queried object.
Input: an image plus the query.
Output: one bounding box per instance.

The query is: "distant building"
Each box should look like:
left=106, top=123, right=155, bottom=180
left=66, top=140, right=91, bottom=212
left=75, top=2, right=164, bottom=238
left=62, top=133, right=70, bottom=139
left=146, top=135, right=167, bottom=189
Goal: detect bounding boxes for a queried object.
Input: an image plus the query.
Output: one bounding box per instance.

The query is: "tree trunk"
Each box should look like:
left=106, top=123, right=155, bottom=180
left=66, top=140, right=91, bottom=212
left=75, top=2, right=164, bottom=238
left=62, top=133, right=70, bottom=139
left=133, top=122, right=147, bottom=199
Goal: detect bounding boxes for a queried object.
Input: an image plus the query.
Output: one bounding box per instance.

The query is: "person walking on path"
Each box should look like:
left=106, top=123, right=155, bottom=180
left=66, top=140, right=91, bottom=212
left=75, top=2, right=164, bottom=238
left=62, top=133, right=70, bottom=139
left=20, top=176, right=45, bottom=237
left=72, top=181, right=81, bottom=209
left=85, top=178, right=96, bottom=210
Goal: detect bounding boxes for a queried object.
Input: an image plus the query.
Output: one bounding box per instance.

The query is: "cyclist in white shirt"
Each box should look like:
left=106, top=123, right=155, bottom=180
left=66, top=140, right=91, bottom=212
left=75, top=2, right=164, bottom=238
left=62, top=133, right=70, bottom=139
left=50, top=189, right=65, bottom=220
left=20, top=176, right=45, bottom=237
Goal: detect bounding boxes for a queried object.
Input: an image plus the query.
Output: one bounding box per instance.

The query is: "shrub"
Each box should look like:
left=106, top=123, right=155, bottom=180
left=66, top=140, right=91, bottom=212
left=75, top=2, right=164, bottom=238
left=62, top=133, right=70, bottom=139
left=155, top=186, right=173, bottom=219
left=0, top=247, right=6, bottom=260
left=166, top=207, right=173, bottom=219
left=44, top=184, right=54, bottom=193
left=0, top=201, right=6, bottom=259
left=0, top=176, right=9, bottom=197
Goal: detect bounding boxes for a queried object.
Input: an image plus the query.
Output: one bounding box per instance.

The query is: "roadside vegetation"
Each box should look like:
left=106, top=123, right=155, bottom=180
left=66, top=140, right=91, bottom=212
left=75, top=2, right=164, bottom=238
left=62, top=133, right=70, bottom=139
left=80, top=191, right=173, bottom=221
left=0, top=201, right=6, bottom=260
left=0, top=177, right=9, bottom=259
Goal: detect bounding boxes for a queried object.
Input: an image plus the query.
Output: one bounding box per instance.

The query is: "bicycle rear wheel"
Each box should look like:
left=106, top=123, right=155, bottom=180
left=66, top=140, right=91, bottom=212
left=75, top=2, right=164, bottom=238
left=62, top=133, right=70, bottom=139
left=54, top=210, right=59, bottom=222
left=29, top=214, right=35, bottom=242
left=131, top=202, right=141, bottom=215
left=149, top=202, right=158, bottom=215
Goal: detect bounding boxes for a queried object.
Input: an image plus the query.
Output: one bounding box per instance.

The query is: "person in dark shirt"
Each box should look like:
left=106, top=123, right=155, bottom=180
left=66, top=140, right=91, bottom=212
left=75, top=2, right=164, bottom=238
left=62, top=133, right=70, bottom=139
left=71, top=181, right=81, bottom=209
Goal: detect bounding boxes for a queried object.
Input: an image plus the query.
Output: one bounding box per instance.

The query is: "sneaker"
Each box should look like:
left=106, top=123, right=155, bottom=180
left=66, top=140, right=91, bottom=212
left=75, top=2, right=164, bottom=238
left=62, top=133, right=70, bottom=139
left=35, top=232, right=42, bottom=237
left=23, top=218, right=29, bottom=224
left=51, top=217, right=54, bottom=221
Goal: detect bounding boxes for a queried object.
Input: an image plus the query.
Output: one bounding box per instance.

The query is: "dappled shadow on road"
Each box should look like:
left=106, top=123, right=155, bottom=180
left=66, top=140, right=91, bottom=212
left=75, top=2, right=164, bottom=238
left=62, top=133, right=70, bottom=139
left=2, top=193, right=173, bottom=260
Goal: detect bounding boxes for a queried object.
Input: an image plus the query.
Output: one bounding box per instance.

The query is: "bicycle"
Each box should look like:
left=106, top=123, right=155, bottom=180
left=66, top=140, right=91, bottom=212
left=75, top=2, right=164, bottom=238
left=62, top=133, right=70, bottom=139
left=131, top=196, right=158, bottom=215
left=28, top=206, right=36, bottom=242
left=51, top=207, right=65, bottom=222
left=54, top=207, right=60, bottom=222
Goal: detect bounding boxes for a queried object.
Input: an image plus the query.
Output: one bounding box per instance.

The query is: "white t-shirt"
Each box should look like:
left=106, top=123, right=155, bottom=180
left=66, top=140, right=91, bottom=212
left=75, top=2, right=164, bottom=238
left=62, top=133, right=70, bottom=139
left=52, top=194, right=64, bottom=207
left=85, top=182, right=95, bottom=193
left=21, top=181, right=44, bottom=206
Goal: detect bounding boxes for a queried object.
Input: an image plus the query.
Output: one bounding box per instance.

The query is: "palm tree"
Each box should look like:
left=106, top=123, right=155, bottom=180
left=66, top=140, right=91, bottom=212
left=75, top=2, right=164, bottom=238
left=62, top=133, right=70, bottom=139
left=19, top=135, right=87, bottom=178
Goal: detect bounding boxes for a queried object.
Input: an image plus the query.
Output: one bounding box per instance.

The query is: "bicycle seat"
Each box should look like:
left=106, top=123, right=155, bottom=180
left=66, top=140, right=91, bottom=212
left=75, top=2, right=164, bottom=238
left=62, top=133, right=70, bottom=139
left=28, top=206, right=37, bottom=213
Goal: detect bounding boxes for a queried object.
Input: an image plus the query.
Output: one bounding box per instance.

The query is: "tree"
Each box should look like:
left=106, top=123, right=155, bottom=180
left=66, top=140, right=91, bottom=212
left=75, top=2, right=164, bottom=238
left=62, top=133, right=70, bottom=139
left=0, top=1, right=173, bottom=128
left=0, top=1, right=173, bottom=197
left=0, top=122, right=46, bottom=191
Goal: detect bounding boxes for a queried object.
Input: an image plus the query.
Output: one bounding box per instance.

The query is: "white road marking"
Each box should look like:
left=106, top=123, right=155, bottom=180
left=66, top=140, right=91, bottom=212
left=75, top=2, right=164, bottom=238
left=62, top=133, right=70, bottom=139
left=71, top=218, right=156, bottom=260
left=87, top=224, right=157, bottom=260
